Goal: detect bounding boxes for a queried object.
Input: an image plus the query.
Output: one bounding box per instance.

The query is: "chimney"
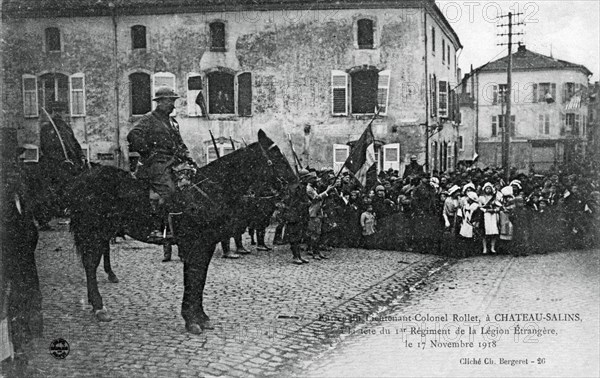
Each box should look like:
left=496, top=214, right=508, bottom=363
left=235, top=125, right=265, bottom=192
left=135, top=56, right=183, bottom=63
left=517, top=44, right=526, bottom=52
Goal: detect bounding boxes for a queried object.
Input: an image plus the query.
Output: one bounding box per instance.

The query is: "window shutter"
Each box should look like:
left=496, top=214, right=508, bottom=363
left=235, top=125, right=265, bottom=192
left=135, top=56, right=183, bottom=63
left=438, top=80, right=448, bottom=117
left=560, top=113, right=566, bottom=135
left=551, top=83, right=556, bottom=101
left=382, top=143, right=400, bottom=171
left=69, top=73, right=86, bottom=116
left=237, top=72, right=252, bottom=117
left=377, top=70, right=391, bottom=115
left=430, top=74, right=437, bottom=117
left=187, top=73, right=203, bottom=117
left=153, top=72, right=176, bottom=115
left=331, top=70, right=348, bottom=116
left=333, top=144, right=350, bottom=172
left=492, top=115, right=497, bottom=137
left=22, top=75, right=39, bottom=118
left=538, top=114, right=544, bottom=134
left=492, top=85, right=498, bottom=105
left=575, top=114, right=581, bottom=135
left=510, top=115, right=516, bottom=137
left=532, top=83, right=538, bottom=103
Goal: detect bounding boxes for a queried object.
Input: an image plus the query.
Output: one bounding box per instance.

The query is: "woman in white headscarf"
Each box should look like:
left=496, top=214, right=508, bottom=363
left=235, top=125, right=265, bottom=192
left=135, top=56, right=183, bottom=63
left=457, top=191, right=480, bottom=256
left=478, top=182, right=501, bottom=253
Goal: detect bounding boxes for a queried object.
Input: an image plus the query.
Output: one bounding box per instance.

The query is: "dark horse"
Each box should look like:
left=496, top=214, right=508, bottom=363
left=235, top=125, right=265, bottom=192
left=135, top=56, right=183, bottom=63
left=68, top=130, right=297, bottom=333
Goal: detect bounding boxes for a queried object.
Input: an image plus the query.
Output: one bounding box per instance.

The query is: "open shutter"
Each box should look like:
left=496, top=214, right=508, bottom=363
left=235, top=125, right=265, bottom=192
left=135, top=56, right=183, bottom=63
left=538, top=114, right=544, bottom=134
left=22, top=74, right=39, bottom=118
left=152, top=72, right=176, bottom=115
left=187, top=73, right=203, bottom=117
left=532, top=83, right=538, bottom=103
left=430, top=74, right=437, bottom=117
left=333, top=144, right=349, bottom=172
left=382, top=143, right=400, bottom=172
left=331, top=70, right=348, bottom=116
left=492, top=85, right=498, bottom=105
left=237, top=72, right=252, bottom=117
left=551, top=83, right=557, bottom=101
left=438, top=80, right=448, bottom=117
left=377, top=70, right=391, bottom=115
left=69, top=73, right=86, bottom=116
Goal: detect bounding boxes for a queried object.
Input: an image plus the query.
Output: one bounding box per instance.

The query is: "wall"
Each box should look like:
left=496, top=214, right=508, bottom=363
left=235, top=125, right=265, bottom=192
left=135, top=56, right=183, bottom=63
left=3, top=5, right=460, bottom=172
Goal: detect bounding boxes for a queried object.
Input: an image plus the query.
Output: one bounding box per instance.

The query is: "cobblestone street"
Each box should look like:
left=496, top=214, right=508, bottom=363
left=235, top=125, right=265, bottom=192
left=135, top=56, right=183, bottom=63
left=301, top=248, right=600, bottom=377
left=16, top=220, right=448, bottom=377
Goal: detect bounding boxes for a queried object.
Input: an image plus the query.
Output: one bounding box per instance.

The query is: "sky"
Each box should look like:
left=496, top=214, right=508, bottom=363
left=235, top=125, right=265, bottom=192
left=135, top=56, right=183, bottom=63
left=437, top=0, right=600, bottom=81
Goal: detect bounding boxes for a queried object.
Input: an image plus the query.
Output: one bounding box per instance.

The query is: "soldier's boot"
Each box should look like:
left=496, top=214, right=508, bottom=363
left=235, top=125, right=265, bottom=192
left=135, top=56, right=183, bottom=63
left=234, top=235, right=251, bottom=254
left=291, top=244, right=305, bottom=265
left=256, top=229, right=272, bottom=251
left=221, top=240, right=240, bottom=259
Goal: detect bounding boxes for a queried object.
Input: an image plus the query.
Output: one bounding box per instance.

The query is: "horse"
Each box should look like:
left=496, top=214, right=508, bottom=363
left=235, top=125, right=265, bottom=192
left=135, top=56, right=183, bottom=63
left=68, top=130, right=297, bottom=334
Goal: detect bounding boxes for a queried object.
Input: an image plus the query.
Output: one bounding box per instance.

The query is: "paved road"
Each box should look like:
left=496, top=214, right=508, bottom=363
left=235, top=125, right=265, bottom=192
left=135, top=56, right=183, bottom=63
left=16, top=221, right=447, bottom=377
left=301, top=249, right=600, bottom=377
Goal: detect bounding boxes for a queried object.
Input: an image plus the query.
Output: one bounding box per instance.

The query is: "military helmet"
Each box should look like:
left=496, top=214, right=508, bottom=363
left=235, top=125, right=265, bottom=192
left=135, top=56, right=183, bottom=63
left=153, top=86, right=180, bottom=101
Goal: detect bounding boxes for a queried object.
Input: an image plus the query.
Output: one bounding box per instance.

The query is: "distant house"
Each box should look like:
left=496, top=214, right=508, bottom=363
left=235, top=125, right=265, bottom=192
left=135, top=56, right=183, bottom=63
left=2, top=0, right=462, bottom=175
left=460, top=44, right=592, bottom=172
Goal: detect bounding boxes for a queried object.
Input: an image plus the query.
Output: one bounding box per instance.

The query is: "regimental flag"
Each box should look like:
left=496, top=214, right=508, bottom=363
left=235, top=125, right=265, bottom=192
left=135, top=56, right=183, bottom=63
left=344, top=124, right=376, bottom=187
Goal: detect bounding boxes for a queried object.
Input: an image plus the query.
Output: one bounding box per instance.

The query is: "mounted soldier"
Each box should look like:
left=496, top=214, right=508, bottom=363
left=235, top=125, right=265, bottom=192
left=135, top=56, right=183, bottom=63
left=127, top=86, right=197, bottom=242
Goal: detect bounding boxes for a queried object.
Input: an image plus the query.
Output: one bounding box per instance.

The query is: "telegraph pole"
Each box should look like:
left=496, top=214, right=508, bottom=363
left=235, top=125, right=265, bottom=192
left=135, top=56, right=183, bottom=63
left=497, top=12, right=524, bottom=181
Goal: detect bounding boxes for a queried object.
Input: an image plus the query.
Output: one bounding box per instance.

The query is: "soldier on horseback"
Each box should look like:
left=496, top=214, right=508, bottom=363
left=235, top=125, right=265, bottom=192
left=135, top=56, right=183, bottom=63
left=127, top=86, right=197, bottom=242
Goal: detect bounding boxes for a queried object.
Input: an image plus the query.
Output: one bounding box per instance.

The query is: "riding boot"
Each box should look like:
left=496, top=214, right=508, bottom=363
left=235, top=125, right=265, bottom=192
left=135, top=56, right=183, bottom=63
left=249, top=228, right=256, bottom=245
left=221, top=239, right=240, bottom=259
left=291, top=243, right=304, bottom=265
left=147, top=198, right=166, bottom=242
left=273, top=223, right=285, bottom=245
left=234, top=234, right=251, bottom=254
left=256, top=228, right=271, bottom=251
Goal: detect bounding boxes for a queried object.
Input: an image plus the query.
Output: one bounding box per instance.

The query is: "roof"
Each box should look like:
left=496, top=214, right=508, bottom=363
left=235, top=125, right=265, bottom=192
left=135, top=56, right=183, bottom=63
left=3, top=0, right=434, bottom=18
left=477, top=45, right=592, bottom=76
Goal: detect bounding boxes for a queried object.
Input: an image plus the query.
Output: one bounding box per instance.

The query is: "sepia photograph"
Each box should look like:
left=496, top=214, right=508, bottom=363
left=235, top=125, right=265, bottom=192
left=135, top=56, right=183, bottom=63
left=1, top=0, right=599, bottom=376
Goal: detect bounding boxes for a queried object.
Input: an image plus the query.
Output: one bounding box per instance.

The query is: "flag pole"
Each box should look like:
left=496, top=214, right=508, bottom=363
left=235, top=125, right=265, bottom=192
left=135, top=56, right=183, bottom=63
left=209, top=130, right=221, bottom=159
left=333, top=107, right=380, bottom=183
left=288, top=133, right=301, bottom=174
left=229, top=136, right=236, bottom=151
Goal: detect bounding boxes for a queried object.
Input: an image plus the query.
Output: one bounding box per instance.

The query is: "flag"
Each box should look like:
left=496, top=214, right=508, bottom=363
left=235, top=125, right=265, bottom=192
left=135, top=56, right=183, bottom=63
left=344, top=124, right=376, bottom=187
left=565, top=94, right=581, bottom=110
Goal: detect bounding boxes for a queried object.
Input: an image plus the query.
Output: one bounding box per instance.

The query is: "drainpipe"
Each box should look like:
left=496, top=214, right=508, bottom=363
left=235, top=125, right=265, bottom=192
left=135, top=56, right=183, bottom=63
left=110, top=2, right=121, bottom=168
left=423, top=7, right=430, bottom=173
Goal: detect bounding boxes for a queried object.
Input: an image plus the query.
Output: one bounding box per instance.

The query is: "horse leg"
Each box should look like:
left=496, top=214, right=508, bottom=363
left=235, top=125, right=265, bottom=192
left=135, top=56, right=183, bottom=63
left=181, top=241, right=216, bottom=334
left=82, top=242, right=111, bottom=322
left=103, top=245, right=119, bottom=283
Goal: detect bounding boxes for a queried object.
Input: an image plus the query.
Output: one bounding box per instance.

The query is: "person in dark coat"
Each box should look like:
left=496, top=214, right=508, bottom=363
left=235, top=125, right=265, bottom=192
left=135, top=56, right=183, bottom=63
left=403, top=155, right=424, bottom=179
left=127, top=86, right=196, bottom=241
left=281, top=170, right=311, bottom=264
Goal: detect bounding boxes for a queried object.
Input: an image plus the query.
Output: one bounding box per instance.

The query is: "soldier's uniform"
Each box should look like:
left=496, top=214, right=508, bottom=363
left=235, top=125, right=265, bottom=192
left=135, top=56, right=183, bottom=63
left=282, top=170, right=311, bottom=264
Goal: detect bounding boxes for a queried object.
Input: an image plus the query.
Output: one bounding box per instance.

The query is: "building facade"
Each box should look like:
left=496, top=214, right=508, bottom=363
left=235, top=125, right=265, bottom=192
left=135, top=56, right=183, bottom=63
left=460, top=45, right=592, bottom=173
left=2, top=0, right=461, bottom=175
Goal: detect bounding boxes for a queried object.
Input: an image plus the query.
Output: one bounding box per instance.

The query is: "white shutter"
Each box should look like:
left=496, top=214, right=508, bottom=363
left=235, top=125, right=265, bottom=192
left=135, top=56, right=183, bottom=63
left=22, top=74, right=39, bottom=118
left=331, top=70, right=348, bottom=116
left=377, top=70, right=391, bottom=115
left=152, top=72, right=177, bottom=115
left=20, top=143, right=39, bottom=163
left=69, top=73, right=86, bottom=116
left=382, top=143, right=400, bottom=171
left=187, top=73, right=203, bottom=117
left=333, top=143, right=349, bottom=173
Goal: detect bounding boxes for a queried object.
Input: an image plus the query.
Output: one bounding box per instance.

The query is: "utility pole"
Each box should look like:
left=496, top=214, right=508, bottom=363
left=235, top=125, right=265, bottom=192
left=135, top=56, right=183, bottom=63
left=497, top=12, right=524, bottom=181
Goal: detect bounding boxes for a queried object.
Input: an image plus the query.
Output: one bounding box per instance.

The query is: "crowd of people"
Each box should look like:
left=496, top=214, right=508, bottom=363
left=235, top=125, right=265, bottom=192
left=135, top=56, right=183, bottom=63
left=263, top=158, right=599, bottom=264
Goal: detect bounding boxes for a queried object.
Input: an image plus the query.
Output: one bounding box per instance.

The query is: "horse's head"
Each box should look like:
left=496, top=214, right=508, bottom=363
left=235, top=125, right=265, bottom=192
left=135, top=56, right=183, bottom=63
left=256, top=130, right=299, bottom=191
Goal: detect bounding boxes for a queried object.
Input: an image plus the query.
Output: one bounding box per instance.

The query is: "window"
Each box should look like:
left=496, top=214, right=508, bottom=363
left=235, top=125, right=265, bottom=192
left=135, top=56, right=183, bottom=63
left=19, top=144, right=39, bottom=163
left=208, top=71, right=234, bottom=114
left=131, top=25, right=147, bottom=50
left=458, top=135, right=464, bottom=150
left=538, top=114, right=550, bottom=135
left=331, top=70, right=348, bottom=116
left=498, top=84, right=507, bottom=104
left=447, top=45, right=451, bottom=67
left=430, top=74, right=437, bottom=116
left=499, top=114, right=516, bottom=137
left=333, top=144, right=350, bottom=172
left=45, top=27, right=61, bottom=52
left=351, top=69, right=378, bottom=114
left=237, top=72, right=252, bottom=117
left=210, top=22, right=226, bottom=51
left=538, top=83, right=556, bottom=103
left=438, top=80, right=448, bottom=117
left=152, top=72, right=176, bottom=115
left=431, top=27, right=435, bottom=54
left=357, top=19, right=374, bottom=49
left=574, top=114, right=581, bottom=135
left=565, top=113, right=575, bottom=135
left=382, top=143, right=400, bottom=171
left=332, top=69, right=390, bottom=116
left=69, top=73, right=86, bottom=116
left=447, top=143, right=454, bottom=171
left=22, top=75, right=38, bottom=118
left=442, top=40, right=445, bottom=64
left=206, top=143, right=234, bottom=164
left=40, top=73, right=69, bottom=111
left=491, top=116, right=498, bottom=137
left=563, top=82, right=582, bottom=103
left=130, top=72, right=151, bottom=115
left=187, top=73, right=203, bottom=117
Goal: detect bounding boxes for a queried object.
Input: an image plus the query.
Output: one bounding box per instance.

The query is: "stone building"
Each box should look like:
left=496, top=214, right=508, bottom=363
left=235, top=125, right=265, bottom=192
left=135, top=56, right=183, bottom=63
left=2, top=0, right=461, bottom=175
left=459, top=45, right=593, bottom=172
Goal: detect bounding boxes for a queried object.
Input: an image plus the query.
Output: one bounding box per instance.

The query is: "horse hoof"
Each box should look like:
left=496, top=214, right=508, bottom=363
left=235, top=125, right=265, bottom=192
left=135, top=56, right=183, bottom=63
left=108, top=273, right=119, bottom=283
left=95, top=308, right=112, bottom=322
left=185, top=323, right=203, bottom=335
left=200, top=320, right=215, bottom=330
